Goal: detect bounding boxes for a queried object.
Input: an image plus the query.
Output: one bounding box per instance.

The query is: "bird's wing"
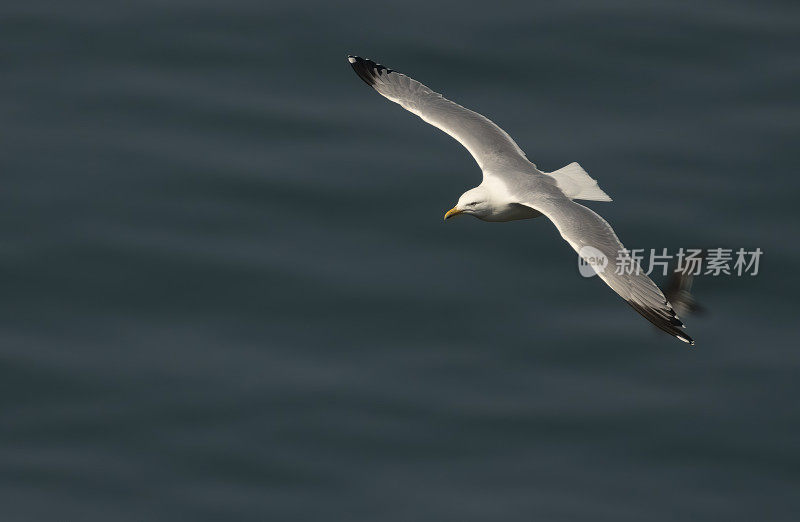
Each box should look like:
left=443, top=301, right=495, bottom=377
left=664, top=269, right=693, bottom=296
left=664, top=265, right=706, bottom=317
left=348, top=55, right=532, bottom=171
left=524, top=198, right=694, bottom=344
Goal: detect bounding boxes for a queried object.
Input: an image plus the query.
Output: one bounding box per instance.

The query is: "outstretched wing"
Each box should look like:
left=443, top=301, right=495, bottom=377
left=347, top=55, right=532, bottom=171
left=525, top=198, right=694, bottom=345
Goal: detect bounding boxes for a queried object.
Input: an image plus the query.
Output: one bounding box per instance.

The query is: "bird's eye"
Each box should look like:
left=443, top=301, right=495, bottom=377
left=468, top=201, right=479, bottom=207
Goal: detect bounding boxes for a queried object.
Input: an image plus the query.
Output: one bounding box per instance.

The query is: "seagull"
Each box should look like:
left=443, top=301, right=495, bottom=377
left=347, top=55, right=694, bottom=345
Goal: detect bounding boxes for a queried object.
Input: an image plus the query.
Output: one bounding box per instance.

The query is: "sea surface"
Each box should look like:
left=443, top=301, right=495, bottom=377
left=1, top=1, right=799, bottom=520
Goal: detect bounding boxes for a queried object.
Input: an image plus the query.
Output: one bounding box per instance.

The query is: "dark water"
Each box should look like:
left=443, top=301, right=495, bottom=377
left=2, top=0, right=799, bottom=519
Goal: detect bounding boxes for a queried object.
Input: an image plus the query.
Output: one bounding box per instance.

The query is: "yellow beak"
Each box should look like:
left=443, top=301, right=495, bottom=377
left=443, top=206, right=462, bottom=220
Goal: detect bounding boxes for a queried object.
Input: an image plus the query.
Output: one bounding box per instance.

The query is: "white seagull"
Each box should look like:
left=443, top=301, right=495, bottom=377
left=347, top=55, right=694, bottom=345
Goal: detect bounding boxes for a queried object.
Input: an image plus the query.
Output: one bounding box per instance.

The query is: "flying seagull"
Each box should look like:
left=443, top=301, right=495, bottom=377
left=347, top=55, right=694, bottom=345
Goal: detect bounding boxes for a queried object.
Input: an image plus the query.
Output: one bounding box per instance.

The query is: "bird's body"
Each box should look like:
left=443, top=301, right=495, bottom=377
left=347, top=55, right=694, bottom=345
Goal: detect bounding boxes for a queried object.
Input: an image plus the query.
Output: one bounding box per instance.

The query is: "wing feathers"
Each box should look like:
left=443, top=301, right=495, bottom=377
left=527, top=199, right=694, bottom=345
left=348, top=55, right=392, bottom=87
left=347, top=55, right=532, bottom=171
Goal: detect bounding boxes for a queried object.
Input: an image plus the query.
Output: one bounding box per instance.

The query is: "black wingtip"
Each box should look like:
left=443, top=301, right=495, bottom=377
left=346, top=55, right=392, bottom=87
left=627, top=300, right=695, bottom=346
left=678, top=330, right=696, bottom=346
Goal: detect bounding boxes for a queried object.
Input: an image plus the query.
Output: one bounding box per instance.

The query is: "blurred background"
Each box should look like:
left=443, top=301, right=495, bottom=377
left=1, top=0, right=799, bottom=520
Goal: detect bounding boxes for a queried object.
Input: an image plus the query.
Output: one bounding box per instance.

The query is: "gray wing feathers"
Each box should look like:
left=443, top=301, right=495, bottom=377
left=529, top=199, right=694, bottom=344
left=348, top=56, right=531, bottom=170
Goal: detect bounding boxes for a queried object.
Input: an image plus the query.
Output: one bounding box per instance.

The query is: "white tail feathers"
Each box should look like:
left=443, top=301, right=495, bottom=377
left=548, top=162, right=612, bottom=202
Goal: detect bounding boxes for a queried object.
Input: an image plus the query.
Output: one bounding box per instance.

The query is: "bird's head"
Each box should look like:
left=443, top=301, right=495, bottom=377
left=444, top=186, right=492, bottom=220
